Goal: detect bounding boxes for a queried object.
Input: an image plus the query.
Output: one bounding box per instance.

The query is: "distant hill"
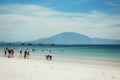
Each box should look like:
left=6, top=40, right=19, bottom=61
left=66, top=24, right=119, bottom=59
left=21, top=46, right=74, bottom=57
left=1, top=32, right=120, bottom=45
left=25, top=32, right=120, bottom=45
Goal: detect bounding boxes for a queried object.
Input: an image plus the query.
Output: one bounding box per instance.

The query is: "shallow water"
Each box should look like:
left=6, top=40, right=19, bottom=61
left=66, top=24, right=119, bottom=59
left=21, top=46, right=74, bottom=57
left=0, top=45, right=120, bottom=62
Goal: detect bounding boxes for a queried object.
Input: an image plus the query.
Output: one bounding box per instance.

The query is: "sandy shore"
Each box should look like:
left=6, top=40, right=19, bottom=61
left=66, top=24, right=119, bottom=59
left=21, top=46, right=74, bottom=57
left=0, top=57, right=120, bottom=80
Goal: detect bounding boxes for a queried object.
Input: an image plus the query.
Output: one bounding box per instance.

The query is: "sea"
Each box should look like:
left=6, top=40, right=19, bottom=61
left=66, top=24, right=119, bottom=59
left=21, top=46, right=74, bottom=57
left=0, top=45, right=120, bottom=62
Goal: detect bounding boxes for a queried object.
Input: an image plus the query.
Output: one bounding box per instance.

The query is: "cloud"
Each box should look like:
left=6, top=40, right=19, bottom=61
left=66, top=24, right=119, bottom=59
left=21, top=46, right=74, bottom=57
left=0, top=4, right=120, bottom=41
left=105, top=1, right=118, bottom=6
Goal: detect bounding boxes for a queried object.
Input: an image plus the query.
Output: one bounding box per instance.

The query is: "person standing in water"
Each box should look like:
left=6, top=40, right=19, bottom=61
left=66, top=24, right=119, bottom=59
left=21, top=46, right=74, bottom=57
left=49, top=55, right=52, bottom=60
left=49, top=49, right=51, bottom=53
left=24, top=50, right=27, bottom=59
left=8, top=48, right=11, bottom=58
left=11, top=49, right=14, bottom=57
left=4, top=48, right=7, bottom=57
left=27, top=50, right=30, bottom=59
left=20, top=49, right=22, bottom=58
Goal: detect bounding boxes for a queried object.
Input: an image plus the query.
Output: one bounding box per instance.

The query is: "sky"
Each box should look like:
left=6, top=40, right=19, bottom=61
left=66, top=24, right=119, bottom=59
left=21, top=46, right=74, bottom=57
left=0, top=0, right=120, bottom=42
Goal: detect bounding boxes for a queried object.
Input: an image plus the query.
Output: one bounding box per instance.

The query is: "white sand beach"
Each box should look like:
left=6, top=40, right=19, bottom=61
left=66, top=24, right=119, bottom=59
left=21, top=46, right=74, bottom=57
left=0, top=57, right=120, bottom=80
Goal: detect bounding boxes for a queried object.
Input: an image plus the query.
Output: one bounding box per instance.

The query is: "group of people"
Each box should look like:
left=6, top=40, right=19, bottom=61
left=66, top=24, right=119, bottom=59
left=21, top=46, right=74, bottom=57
left=4, top=48, right=30, bottom=59
left=45, top=55, right=52, bottom=60
left=3, top=48, right=53, bottom=60
left=4, top=48, right=14, bottom=58
left=19, top=49, right=30, bottom=59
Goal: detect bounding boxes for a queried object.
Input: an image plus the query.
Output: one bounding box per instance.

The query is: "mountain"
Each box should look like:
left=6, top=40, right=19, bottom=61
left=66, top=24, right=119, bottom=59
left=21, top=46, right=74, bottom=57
left=25, top=32, right=120, bottom=45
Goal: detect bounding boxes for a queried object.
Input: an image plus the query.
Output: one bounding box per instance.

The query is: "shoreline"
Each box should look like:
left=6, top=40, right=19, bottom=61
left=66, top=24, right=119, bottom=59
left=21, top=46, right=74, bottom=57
left=1, top=52, right=120, bottom=68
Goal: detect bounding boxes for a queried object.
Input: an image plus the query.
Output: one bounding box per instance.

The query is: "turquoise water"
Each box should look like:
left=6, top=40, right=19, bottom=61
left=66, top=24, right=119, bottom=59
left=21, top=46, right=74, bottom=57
left=0, top=45, right=120, bottom=62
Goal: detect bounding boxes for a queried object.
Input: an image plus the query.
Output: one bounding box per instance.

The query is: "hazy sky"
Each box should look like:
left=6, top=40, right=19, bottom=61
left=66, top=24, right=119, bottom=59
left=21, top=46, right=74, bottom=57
left=0, top=0, right=120, bottom=42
